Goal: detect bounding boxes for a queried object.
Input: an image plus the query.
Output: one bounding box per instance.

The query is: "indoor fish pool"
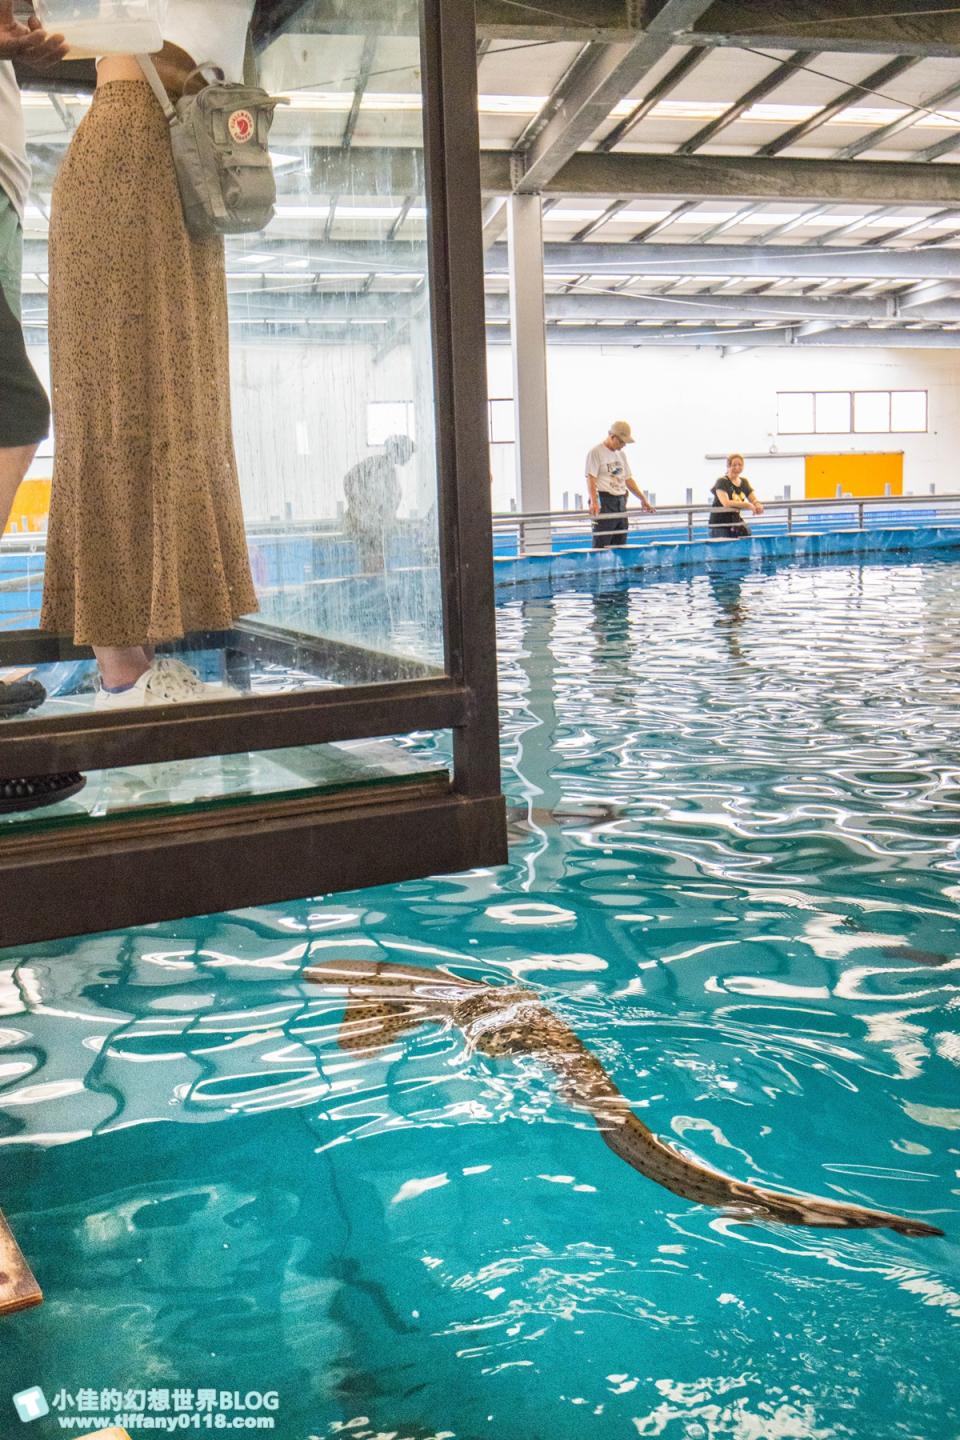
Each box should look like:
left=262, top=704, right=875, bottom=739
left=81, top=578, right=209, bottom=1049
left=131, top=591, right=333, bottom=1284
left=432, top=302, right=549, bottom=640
left=2, top=554, right=959, bottom=1440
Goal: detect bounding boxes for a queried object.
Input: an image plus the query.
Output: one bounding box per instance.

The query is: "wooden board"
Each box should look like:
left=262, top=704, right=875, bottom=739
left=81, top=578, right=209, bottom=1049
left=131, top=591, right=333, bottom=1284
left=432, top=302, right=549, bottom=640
left=0, top=1209, right=42, bottom=1316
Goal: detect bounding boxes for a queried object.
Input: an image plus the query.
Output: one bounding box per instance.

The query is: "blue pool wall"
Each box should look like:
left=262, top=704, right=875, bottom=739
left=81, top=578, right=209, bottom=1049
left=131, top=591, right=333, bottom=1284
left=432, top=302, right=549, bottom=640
left=3, top=518, right=960, bottom=632
left=493, top=523, right=960, bottom=590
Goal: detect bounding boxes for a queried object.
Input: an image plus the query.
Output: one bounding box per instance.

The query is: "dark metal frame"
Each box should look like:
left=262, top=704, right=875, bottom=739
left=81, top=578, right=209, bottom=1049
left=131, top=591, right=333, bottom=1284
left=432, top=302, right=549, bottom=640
left=0, top=0, right=507, bottom=945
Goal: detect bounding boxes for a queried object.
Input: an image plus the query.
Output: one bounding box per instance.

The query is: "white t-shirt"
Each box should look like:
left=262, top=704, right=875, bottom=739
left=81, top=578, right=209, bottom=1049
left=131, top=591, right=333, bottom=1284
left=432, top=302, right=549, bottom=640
left=0, top=61, right=30, bottom=221
left=585, top=442, right=632, bottom=496
left=164, top=0, right=255, bottom=81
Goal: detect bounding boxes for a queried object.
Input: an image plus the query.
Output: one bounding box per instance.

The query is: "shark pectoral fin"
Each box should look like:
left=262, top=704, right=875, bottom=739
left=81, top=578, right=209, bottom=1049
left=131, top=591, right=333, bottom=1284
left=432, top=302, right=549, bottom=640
left=336, top=1000, right=445, bottom=1053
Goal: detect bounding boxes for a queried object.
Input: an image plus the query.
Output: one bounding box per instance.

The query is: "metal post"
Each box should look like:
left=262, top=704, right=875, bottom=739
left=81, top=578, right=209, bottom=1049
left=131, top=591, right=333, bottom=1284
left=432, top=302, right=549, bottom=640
left=858, top=501, right=864, bottom=529
left=687, top=509, right=693, bottom=541
left=422, top=0, right=503, bottom=804
left=507, top=194, right=552, bottom=554
left=787, top=504, right=793, bottom=533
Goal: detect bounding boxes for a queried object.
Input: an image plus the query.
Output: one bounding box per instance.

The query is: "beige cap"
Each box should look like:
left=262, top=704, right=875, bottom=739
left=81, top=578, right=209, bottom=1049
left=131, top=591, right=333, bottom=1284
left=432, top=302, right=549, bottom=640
left=609, top=420, right=634, bottom=444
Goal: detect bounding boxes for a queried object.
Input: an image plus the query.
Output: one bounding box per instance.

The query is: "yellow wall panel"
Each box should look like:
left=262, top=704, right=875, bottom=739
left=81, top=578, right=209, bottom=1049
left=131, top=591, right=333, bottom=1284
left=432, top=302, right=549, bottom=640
left=804, top=452, right=903, bottom=500
left=2, top=477, right=51, bottom=535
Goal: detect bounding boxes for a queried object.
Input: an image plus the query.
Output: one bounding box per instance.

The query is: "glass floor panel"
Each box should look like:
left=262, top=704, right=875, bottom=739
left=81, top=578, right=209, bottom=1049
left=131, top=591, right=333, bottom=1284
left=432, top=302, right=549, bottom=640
left=0, top=735, right=449, bottom=835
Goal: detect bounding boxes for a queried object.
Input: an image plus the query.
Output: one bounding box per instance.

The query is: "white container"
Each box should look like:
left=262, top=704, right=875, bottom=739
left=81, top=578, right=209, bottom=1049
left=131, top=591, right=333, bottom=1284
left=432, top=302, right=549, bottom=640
left=34, top=0, right=166, bottom=56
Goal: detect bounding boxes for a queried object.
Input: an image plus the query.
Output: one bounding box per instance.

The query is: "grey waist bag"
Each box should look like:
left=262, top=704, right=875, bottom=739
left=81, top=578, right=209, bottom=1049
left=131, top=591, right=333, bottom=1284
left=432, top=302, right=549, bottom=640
left=137, top=55, right=286, bottom=239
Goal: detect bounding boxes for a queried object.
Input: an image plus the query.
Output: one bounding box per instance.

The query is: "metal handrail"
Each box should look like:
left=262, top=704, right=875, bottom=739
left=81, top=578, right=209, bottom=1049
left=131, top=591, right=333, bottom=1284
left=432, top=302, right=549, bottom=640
left=490, top=491, right=960, bottom=551
left=0, top=492, right=955, bottom=560
left=490, top=492, right=953, bottom=525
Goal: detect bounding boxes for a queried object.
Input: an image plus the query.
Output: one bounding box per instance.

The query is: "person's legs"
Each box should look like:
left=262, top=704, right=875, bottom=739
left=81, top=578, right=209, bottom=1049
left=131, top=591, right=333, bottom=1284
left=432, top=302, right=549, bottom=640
left=595, top=493, right=626, bottom=549
left=0, top=441, right=38, bottom=535
left=0, top=192, right=50, bottom=719
left=0, top=191, right=85, bottom=808
left=93, top=646, right=152, bottom=691
left=610, top=496, right=628, bottom=547
left=0, top=203, right=48, bottom=535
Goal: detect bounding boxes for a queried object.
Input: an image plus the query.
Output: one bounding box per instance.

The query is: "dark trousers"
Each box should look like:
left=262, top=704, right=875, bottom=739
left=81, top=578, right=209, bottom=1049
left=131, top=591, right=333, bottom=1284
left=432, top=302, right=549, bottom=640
left=709, top=520, right=751, bottom=540
left=593, top=491, right=628, bottom=548
left=0, top=285, right=50, bottom=449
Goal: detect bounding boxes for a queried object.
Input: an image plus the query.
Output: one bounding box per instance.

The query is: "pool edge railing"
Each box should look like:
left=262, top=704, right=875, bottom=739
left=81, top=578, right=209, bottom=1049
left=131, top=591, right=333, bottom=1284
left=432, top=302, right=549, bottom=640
left=490, top=492, right=960, bottom=555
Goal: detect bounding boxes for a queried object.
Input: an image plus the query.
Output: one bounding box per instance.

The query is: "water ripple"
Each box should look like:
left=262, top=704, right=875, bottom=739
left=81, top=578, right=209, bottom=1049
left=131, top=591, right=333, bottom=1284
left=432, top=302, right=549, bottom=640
left=3, top=559, right=960, bottom=1438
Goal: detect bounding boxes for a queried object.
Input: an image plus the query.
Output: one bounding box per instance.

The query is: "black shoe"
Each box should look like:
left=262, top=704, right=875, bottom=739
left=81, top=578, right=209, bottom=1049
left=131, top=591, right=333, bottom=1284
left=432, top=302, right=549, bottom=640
left=0, top=678, right=46, bottom=719
left=0, top=772, right=86, bottom=815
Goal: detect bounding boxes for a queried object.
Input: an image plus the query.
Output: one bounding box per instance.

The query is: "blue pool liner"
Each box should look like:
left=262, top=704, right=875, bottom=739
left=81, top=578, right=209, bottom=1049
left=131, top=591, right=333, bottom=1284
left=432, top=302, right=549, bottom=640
left=493, top=523, right=960, bottom=589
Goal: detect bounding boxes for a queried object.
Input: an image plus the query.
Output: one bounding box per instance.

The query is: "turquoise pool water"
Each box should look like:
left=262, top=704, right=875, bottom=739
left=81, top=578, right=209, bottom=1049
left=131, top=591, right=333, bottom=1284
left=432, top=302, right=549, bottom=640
left=2, top=556, right=959, bottom=1440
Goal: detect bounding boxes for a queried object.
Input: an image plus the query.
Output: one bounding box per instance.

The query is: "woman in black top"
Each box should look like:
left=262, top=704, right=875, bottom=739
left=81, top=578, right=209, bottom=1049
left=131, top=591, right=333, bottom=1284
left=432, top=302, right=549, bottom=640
left=709, top=453, right=764, bottom=538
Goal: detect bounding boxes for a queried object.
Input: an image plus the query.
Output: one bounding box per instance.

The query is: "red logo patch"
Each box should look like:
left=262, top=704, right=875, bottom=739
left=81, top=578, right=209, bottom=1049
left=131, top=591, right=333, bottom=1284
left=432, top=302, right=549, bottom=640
left=229, top=110, right=254, bottom=144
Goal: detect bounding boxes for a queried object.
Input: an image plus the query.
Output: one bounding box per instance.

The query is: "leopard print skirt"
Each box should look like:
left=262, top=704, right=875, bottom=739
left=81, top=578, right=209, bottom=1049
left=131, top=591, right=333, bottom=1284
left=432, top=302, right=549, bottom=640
left=40, top=80, right=259, bottom=648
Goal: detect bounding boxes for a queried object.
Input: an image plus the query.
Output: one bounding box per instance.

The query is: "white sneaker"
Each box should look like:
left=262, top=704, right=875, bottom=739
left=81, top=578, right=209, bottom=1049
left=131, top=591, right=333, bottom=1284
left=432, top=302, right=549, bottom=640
left=94, top=657, right=238, bottom=709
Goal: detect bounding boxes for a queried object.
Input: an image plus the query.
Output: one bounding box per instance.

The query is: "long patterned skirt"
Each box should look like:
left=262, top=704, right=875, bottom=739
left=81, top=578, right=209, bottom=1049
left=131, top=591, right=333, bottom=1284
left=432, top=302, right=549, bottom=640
left=41, top=79, right=259, bottom=648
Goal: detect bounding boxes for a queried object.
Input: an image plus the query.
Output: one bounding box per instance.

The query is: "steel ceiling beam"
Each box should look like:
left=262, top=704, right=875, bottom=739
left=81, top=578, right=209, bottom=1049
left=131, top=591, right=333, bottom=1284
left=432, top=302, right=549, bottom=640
left=693, top=201, right=765, bottom=241
left=270, top=0, right=960, bottom=51
left=911, top=129, right=960, bottom=164
left=489, top=324, right=960, bottom=347
left=835, top=77, right=960, bottom=160
left=757, top=55, right=921, bottom=158
left=571, top=198, right=631, bottom=241
left=812, top=204, right=896, bottom=244
left=897, top=278, right=960, bottom=311
left=677, top=50, right=810, bottom=155
left=29, top=141, right=960, bottom=209
left=597, top=45, right=710, bottom=153
left=499, top=151, right=960, bottom=204
left=685, top=2, right=960, bottom=58
left=26, top=236, right=960, bottom=284
left=323, top=31, right=378, bottom=242
left=486, top=292, right=897, bottom=320
left=20, top=311, right=960, bottom=347
left=630, top=198, right=700, bottom=241
left=870, top=205, right=960, bottom=246
left=511, top=0, right=717, bottom=193
left=35, top=285, right=960, bottom=325
left=486, top=242, right=960, bottom=279
left=750, top=201, right=833, bottom=244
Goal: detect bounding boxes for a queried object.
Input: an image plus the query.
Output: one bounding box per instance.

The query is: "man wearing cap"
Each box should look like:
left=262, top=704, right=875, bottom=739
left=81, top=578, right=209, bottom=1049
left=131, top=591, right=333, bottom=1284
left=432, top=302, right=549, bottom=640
left=586, top=421, right=654, bottom=550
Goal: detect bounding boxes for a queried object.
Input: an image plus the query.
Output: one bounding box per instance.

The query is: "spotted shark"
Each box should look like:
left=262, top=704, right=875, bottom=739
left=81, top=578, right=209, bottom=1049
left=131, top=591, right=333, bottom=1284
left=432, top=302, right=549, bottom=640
left=304, top=960, right=943, bottom=1239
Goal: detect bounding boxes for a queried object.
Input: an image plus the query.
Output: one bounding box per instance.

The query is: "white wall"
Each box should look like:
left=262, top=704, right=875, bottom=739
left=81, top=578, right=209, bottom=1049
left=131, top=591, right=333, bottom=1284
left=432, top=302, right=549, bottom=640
left=230, top=338, right=437, bottom=523
left=485, top=343, right=960, bottom=512
left=25, top=335, right=438, bottom=526
left=24, top=335, right=960, bottom=525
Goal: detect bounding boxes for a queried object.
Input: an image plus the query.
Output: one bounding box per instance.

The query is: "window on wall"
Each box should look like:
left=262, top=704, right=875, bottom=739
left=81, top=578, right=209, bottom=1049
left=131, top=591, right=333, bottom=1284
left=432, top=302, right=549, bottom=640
left=778, top=390, right=928, bottom=435
left=487, top=398, right=517, bottom=513
left=366, top=400, right=417, bottom=447
left=488, top=397, right=516, bottom=444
